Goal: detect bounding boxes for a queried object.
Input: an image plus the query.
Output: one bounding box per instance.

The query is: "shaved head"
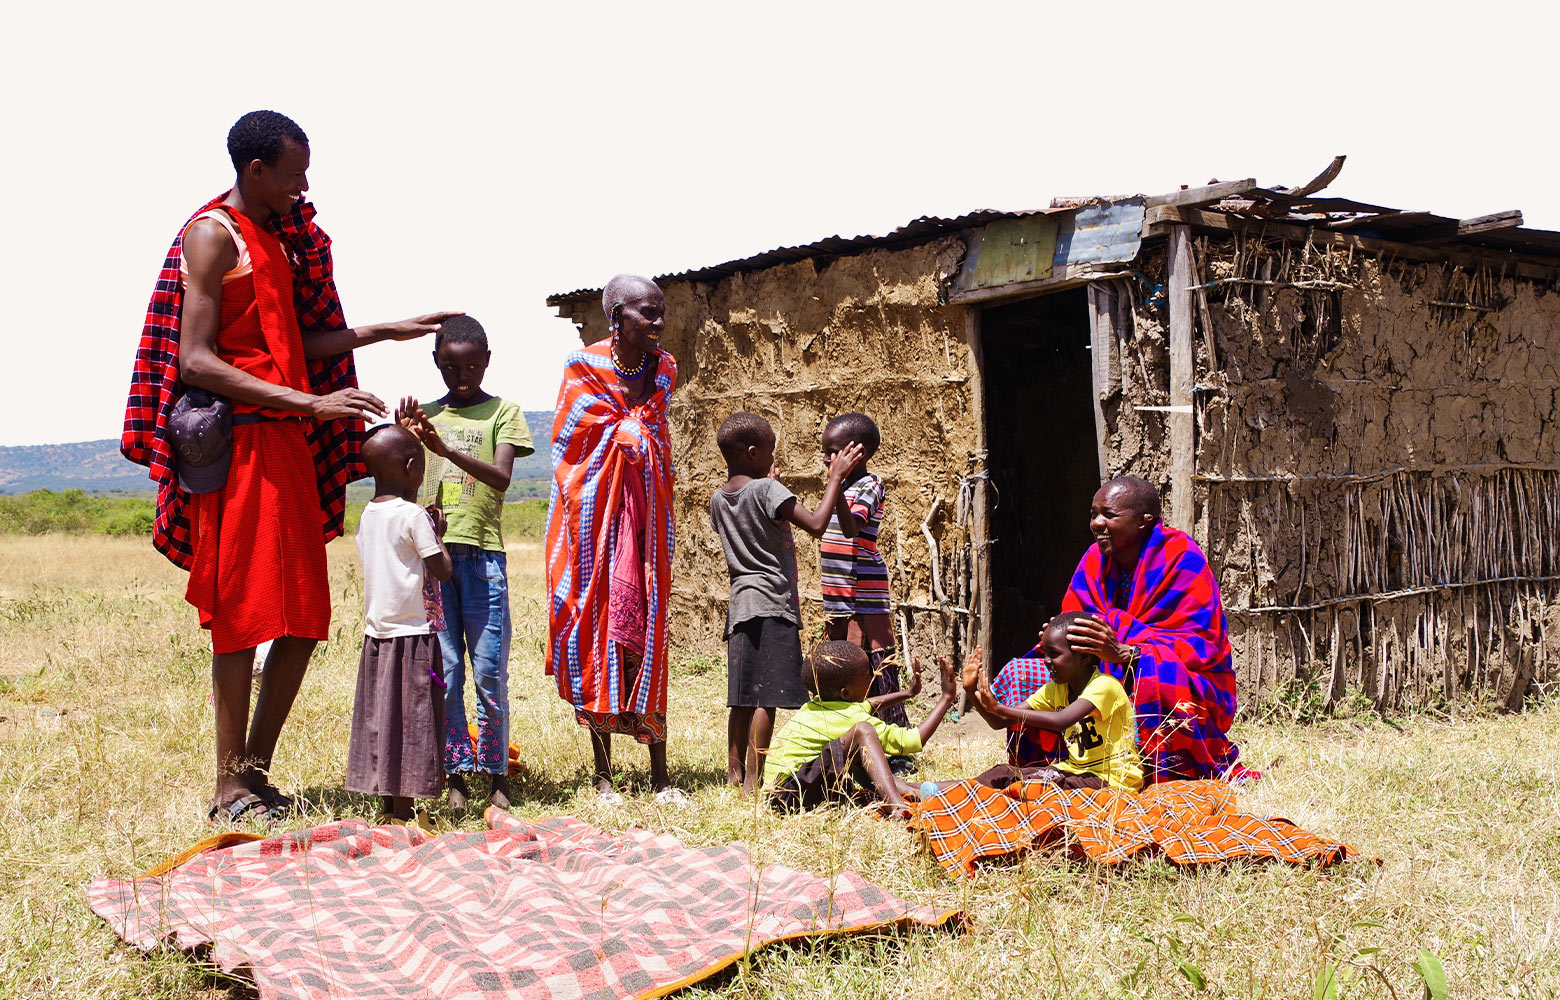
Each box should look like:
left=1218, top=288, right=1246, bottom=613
left=1043, top=610, right=1094, bottom=646
left=1102, top=476, right=1161, bottom=519
left=804, top=640, right=871, bottom=701
left=601, top=274, right=660, bottom=321
left=362, top=423, right=422, bottom=477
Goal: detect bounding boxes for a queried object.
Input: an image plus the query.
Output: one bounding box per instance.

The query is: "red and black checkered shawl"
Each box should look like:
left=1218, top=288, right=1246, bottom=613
left=120, top=194, right=365, bottom=570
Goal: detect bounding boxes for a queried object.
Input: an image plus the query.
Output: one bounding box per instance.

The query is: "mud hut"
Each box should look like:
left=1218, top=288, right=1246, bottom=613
left=547, top=160, right=1560, bottom=711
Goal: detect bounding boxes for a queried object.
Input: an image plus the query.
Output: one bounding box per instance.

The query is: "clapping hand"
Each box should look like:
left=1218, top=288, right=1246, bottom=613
left=936, top=653, right=958, bottom=699
left=397, top=396, right=449, bottom=457
left=959, top=645, right=985, bottom=694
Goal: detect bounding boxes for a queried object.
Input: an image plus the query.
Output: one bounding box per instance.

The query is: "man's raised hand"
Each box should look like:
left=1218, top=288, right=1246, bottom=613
left=380, top=311, right=464, bottom=343
left=1065, top=614, right=1131, bottom=663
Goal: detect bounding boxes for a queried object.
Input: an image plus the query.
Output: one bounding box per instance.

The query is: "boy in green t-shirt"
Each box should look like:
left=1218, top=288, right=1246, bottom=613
left=765, top=640, right=955, bottom=818
left=397, top=315, right=535, bottom=811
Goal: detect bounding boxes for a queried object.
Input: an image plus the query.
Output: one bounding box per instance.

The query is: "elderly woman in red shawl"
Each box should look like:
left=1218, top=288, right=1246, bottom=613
left=973, top=476, right=1243, bottom=783
left=545, top=275, right=684, bottom=803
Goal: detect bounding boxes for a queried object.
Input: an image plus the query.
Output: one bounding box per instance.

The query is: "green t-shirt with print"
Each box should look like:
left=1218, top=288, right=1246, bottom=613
left=417, top=397, right=535, bottom=551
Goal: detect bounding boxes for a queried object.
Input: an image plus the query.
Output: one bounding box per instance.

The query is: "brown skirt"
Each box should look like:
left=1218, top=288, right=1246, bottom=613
left=347, top=633, right=445, bottom=800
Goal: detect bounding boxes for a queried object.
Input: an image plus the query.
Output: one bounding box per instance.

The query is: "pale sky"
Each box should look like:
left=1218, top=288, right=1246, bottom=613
left=3, top=1, right=1554, bottom=446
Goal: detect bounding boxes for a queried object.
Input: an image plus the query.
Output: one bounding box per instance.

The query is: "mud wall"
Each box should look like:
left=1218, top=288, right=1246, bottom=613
left=556, top=225, right=1560, bottom=710
left=1178, top=234, right=1560, bottom=709
left=565, top=237, right=982, bottom=663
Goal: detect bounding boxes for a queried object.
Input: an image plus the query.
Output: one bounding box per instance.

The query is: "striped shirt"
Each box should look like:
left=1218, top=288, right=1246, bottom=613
left=820, top=473, right=890, bottom=616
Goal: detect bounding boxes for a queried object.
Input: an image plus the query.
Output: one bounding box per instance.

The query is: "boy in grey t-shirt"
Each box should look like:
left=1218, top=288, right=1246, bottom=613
left=711, top=413, right=865, bottom=795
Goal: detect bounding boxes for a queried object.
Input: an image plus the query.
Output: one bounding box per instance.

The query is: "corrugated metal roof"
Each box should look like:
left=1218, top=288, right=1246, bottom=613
left=545, top=209, right=1062, bottom=305
left=547, top=181, right=1560, bottom=307
left=1054, top=199, right=1146, bottom=267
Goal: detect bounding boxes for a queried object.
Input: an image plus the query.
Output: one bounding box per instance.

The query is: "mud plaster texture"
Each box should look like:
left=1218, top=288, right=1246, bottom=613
left=1181, top=234, right=1560, bottom=710
left=556, top=228, right=1560, bottom=713
left=564, top=238, right=983, bottom=675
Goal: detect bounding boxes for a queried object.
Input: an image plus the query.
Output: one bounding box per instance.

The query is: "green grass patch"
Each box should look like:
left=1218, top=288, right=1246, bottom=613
left=3, top=536, right=1557, bottom=999
left=0, top=490, right=153, bottom=536
left=343, top=497, right=550, bottom=540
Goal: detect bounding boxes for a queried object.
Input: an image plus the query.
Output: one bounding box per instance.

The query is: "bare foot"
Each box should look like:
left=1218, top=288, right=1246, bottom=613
left=489, top=774, right=511, bottom=811
left=447, top=773, right=471, bottom=812
left=874, top=801, right=913, bottom=821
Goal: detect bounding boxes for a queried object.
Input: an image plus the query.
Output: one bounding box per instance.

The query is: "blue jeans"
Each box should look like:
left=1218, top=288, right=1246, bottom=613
left=438, top=545, right=511, bottom=775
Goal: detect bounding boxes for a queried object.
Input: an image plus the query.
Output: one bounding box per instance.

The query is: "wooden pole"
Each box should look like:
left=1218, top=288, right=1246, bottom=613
left=1167, top=226, right=1196, bottom=532
left=1086, top=282, right=1118, bottom=483
left=965, top=306, right=993, bottom=676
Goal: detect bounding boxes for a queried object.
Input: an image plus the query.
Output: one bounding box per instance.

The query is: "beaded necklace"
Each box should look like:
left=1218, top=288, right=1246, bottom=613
left=612, top=340, right=649, bottom=380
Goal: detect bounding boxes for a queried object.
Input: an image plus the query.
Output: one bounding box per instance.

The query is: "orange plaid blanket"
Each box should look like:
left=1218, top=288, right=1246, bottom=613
left=914, top=779, right=1354, bottom=876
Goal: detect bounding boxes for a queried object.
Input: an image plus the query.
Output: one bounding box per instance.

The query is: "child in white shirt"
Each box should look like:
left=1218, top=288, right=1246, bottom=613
left=346, top=424, right=453, bottom=822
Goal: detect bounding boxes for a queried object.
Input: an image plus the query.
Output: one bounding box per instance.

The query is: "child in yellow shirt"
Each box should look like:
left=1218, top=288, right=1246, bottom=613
left=965, top=611, right=1143, bottom=791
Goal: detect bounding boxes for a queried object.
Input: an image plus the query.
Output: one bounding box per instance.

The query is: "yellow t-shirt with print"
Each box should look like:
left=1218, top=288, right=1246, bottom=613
left=1027, top=671, right=1143, bottom=791
left=416, top=397, right=534, bottom=551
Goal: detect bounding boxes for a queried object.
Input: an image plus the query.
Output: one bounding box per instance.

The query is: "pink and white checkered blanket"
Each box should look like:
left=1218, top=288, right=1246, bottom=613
left=88, top=810, right=958, bottom=1000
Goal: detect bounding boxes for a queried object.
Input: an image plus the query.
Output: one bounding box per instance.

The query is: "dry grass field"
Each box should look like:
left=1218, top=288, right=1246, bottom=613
left=1, top=534, right=1557, bottom=999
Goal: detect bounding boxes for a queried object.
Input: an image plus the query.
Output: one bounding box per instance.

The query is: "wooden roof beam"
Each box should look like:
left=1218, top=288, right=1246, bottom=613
left=1145, top=179, right=1258, bottom=209
left=1142, top=205, right=1560, bottom=280
left=1414, top=209, right=1524, bottom=244
left=945, top=263, right=1133, bottom=307
left=1282, top=155, right=1346, bottom=198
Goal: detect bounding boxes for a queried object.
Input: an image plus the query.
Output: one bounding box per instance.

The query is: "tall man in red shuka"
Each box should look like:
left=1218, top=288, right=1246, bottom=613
left=122, top=110, right=457, bottom=822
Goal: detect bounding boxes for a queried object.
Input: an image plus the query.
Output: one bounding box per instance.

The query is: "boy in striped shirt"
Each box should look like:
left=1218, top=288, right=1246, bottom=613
left=820, top=413, right=909, bottom=727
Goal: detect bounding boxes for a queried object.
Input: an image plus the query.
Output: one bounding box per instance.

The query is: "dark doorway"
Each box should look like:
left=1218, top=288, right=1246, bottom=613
left=981, top=289, right=1099, bottom=668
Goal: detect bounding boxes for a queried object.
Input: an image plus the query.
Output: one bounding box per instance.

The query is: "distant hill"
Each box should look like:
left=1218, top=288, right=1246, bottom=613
left=0, top=440, right=154, bottom=494
left=0, top=410, right=555, bottom=497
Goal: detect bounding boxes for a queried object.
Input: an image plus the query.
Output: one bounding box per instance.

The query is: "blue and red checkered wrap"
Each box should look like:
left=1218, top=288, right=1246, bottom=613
left=120, top=194, right=364, bottom=570
left=989, top=655, right=1062, bottom=766
left=992, top=523, right=1239, bottom=781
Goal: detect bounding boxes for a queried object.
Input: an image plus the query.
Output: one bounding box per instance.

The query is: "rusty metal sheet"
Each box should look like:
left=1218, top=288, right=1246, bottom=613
left=1053, top=198, right=1145, bottom=267
left=548, top=210, right=1055, bottom=305
left=545, top=184, right=1560, bottom=309
left=954, top=215, right=1059, bottom=292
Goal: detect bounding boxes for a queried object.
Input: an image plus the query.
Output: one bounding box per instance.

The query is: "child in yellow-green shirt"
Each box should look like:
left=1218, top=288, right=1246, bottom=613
left=966, top=611, right=1142, bottom=792
left=396, top=315, right=535, bottom=813
left=765, top=641, right=954, bottom=818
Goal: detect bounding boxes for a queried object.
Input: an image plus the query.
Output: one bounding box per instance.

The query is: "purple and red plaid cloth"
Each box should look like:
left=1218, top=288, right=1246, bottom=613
left=120, top=194, right=364, bottom=569
left=992, top=523, right=1239, bottom=781
left=88, top=811, right=960, bottom=1000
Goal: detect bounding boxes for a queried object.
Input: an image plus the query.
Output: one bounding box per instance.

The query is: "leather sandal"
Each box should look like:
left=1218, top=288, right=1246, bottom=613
left=207, top=793, right=270, bottom=826
left=256, top=785, right=296, bottom=817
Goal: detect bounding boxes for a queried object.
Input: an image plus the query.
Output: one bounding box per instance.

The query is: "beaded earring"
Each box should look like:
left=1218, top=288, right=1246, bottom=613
left=609, top=308, right=648, bottom=380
